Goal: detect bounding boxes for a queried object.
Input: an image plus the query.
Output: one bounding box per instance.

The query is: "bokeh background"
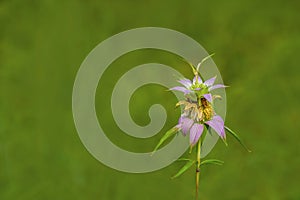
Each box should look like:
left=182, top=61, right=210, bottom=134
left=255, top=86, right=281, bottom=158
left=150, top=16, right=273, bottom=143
left=1, top=0, right=300, bottom=199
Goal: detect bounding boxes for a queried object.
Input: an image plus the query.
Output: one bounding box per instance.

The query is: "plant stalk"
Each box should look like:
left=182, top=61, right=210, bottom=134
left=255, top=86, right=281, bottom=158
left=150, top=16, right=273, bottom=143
left=195, top=138, right=201, bottom=200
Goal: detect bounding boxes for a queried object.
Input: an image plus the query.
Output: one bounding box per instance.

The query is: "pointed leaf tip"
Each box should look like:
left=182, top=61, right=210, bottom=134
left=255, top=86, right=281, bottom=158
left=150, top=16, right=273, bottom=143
left=152, top=126, right=179, bottom=154
left=177, top=158, right=194, bottom=162
left=223, top=138, right=228, bottom=146
left=196, top=53, right=216, bottom=71
left=225, top=126, right=251, bottom=152
left=171, top=160, right=195, bottom=179
left=200, top=159, right=224, bottom=166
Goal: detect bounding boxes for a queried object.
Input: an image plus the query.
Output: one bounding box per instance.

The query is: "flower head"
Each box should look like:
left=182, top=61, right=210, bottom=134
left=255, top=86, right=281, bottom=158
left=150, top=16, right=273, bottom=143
left=172, top=75, right=227, bottom=146
left=170, top=75, right=227, bottom=103
left=176, top=99, right=225, bottom=146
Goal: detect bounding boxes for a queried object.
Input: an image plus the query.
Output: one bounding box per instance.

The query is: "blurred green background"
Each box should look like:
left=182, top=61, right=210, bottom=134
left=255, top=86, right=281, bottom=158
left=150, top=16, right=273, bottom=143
left=1, top=0, right=300, bottom=199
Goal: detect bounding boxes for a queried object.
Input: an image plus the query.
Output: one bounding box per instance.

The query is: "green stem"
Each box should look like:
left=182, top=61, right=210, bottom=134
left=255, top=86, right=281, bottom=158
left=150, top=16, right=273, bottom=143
left=195, top=138, right=201, bottom=200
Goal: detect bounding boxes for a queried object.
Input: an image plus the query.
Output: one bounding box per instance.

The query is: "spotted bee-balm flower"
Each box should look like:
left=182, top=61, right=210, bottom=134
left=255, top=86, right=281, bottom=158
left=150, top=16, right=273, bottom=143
left=173, top=76, right=227, bottom=146
left=152, top=55, right=250, bottom=200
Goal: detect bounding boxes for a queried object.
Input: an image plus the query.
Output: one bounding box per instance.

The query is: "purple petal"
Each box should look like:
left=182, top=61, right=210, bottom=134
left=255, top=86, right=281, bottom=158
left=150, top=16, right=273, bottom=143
left=205, top=115, right=226, bottom=139
left=208, top=84, right=227, bottom=91
left=178, top=116, right=183, bottom=124
left=178, top=78, right=192, bottom=88
left=189, top=123, right=204, bottom=146
left=192, top=76, right=202, bottom=84
left=213, top=115, right=225, bottom=124
left=180, top=117, right=194, bottom=136
left=203, top=93, right=213, bottom=102
left=204, top=76, right=216, bottom=86
left=170, top=86, right=191, bottom=94
left=177, top=114, right=187, bottom=124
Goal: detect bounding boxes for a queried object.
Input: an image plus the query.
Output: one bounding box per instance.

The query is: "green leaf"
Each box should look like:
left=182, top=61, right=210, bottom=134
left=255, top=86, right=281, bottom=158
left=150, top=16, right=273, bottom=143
left=171, top=160, right=195, bottom=179
left=200, top=159, right=224, bottom=166
left=177, top=158, right=193, bottom=162
left=180, top=57, right=198, bottom=76
left=188, top=62, right=198, bottom=76
left=152, top=126, right=179, bottom=154
left=196, top=53, right=215, bottom=71
left=225, top=126, right=251, bottom=152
